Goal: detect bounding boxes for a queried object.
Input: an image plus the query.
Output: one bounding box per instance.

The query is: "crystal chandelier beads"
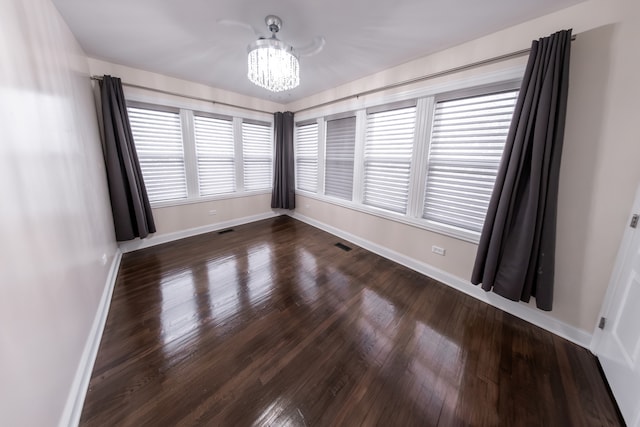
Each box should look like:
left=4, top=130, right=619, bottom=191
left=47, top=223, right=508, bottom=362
left=247, top=16, right=300, bottom=92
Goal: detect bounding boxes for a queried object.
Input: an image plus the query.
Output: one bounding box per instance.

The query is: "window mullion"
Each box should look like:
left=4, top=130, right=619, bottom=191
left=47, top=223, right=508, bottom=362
left=181, top=109, right=199, bottom=198
left=317, top=117, right=326, bottom=195
left=234, top=117, right=244, bottom=192
left=352, top=109, right=366, bottom=204
left=407, top=97, right=434, bottom=219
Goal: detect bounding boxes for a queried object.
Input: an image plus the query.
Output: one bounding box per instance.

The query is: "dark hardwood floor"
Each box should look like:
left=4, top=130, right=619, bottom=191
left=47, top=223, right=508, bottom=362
left=80, top=216, right=621, bottom=426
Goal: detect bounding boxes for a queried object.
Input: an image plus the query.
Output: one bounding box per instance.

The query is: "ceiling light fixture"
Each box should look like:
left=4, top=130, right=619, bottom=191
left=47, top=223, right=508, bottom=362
left=247, top=15, right=299, bottom=92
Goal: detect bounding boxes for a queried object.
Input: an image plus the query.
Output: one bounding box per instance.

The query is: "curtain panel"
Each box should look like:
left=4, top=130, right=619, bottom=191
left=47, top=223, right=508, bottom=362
left=271, top=111, right=296, bottom=209
left=99, top=75, right=156, bottom=241
left=471, top=30, right=573, bottom=311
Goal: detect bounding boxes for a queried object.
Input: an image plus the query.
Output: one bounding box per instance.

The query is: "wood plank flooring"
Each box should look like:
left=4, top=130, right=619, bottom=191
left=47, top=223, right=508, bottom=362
left=80, top=216, right=622, bottom=426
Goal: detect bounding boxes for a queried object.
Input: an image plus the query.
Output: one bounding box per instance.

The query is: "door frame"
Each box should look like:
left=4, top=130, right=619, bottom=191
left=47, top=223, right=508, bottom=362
left=590, top=183, right=640, bottom=354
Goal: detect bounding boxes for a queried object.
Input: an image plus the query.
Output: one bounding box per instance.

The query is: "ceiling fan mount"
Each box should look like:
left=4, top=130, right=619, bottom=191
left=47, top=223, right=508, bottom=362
left=264, top=15, right=282, bottom=36
left=218, top=15, right=325, bottom=58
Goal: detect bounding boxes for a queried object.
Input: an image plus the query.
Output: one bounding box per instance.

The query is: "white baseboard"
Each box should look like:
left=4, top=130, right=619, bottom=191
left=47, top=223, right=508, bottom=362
left=119, top=211, right=282, bottom=253
left=289, top=212, right=592, bottom=349
left=58, top=248, right=123, bottom=427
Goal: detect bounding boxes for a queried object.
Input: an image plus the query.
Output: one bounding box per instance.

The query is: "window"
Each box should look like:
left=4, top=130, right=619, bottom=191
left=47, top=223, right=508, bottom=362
left=325, top=116, right=356, bottom=200
left=127, top=106, right=187, bottom=203
left=291, top=79, right=522, bottom=241
left=295, top=122, right=319, bottom=192
left=423, top=90, right=519, bottom=232
left=242, top=121, right=273, bottom=191
left=126, top=101, right=273, bottom=206
left=363, top=104, right=417, bottom=214
left=193, top=114, right=235, bottom=196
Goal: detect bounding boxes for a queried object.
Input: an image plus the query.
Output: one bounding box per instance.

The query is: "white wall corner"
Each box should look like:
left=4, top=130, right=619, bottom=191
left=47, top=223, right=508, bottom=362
left=288, top=211, right=593, bottom=349
left=58, top=249, right=123, bottom=427
left=119, top=211, right=283, bottom=253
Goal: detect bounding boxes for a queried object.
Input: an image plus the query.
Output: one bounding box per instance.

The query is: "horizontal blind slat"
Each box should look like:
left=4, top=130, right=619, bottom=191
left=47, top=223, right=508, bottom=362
left=423, top=90, right=518, bottom=232
left=242, top=122, right=273, bottom=191
left=128, top=106, right=187, bottom=203
left=194, top=115, right=236, bottom=196
left=363, top=106, right=416, bottom=214
left=295, top=123, right=319, bottom=192
left=325, top=117, right=355, bottom=200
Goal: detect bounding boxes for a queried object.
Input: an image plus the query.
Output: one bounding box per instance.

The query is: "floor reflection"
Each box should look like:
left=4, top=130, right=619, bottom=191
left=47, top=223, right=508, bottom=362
left=245, top=242, right=274, bottom=307
left=158, top=268, right=197, bottom=359
left=204, top=254, right=242, bottom=328
left=295, top=247, right=319, bottom=302
left=409, top=320, right=463, bottom=415
left=252, top=396, right=292, bottom=426
left=355, top=289, right=398, bottom=366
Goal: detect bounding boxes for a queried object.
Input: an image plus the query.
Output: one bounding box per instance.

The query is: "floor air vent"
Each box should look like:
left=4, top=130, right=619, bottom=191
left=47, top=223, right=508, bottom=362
left=335, top=242, right=352, bottom=252
left=218, top=229, right=234, bottom=235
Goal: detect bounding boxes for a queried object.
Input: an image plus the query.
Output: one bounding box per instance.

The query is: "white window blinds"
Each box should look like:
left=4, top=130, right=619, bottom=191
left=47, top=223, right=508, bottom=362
left=363, top=105, right=417, bottom=214
left=242, top=122, right=273, bottom=191
left=127, top=106, right=187, bottom=204
left=423, top=90, right=519, bottom=233
left=194, top=115, right=235, bottom=196
left=295, top=122, right=319, bottom=192
left=325, top=116, right=356, bottom=200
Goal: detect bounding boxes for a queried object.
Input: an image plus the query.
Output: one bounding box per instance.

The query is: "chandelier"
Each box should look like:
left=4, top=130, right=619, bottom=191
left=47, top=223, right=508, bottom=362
left=247, top=15, right=300, bottom=92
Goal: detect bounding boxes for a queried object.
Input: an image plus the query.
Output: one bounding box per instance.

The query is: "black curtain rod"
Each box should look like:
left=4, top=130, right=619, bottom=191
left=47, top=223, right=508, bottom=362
left=89, top=75, right=275, bottom=115
left=294, top=35, right=577, bottom=114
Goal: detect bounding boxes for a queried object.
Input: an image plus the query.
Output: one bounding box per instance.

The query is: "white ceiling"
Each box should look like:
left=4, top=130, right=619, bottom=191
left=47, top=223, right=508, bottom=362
left=52, top=0, right=584, bottom=103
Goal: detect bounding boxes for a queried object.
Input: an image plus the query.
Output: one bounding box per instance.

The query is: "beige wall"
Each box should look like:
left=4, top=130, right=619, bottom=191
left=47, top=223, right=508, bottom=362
left=153, top=193, right=274, bottom=235
left=288, top=0, right=638, bottom=334
left=0, top=0, right=117, bottom=425
left=296, top=197, right=478, bottom=279
left=87, top=58, right=284, bottom=114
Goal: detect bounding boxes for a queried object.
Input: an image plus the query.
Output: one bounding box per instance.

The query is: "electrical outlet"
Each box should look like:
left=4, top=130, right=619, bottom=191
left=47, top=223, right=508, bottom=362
left=208, top=209, right=217, bottom=216
left=431, top=245, right=446, bottom=256
left=101, top=253, right=108, bottom=265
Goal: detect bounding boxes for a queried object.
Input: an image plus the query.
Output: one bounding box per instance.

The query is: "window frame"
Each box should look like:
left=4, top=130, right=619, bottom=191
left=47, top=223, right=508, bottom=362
left=362, top=101, right=417, bottom=214
left=124, top=95, right=274, bottom=209
left=324, top=115, right=357, bottom=201
left=420, top=84, right=521, bottom=235
left=293, top=69, right=524, bottom=243
left=193, top=111, right=237, bottom=196
left=126, top=102, right=189, bottom=205
left=242, top=119, right=274, bottom=192
left=294, top=119, right=321, bottom=193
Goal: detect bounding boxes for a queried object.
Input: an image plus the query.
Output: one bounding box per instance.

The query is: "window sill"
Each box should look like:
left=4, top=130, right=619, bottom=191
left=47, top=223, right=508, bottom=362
left=295, top=190, right=481, bottom=245
left=150, top=189, right=272, bottom=209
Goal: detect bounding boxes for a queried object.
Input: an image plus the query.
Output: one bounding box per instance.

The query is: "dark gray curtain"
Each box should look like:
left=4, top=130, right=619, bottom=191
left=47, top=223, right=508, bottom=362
left=99, top=75, right=156, bottom=241
left=471, top=30, right=572, bottom=311
left=271, top=111, right=296, bottom=209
